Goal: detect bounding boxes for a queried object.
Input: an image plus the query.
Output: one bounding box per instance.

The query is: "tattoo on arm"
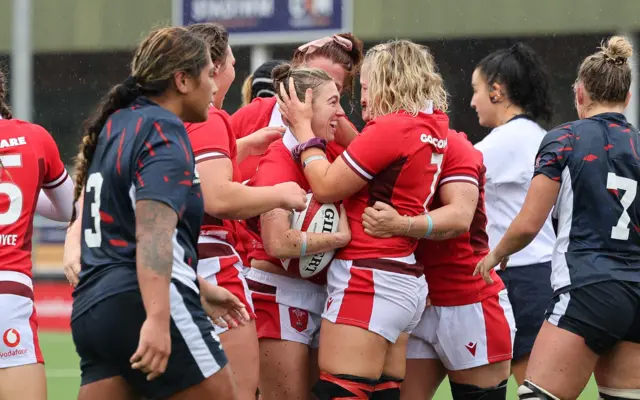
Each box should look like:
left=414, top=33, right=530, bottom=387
left=429, top=229, right=466, bottom=241
left=135, top=200, right=178, bottom=278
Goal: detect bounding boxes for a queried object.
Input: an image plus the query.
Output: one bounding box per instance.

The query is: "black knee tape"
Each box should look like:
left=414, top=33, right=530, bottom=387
left=517, top=380, right=560, bottom=400
left=371, top=374, right=403, bottom=400
left=312, top=372, right=376, bottom=399
left=450, top=379, right=508, bottom=400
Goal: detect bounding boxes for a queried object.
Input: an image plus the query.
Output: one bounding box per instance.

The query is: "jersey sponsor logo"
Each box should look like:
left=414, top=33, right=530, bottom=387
left=2, top=328, right=20, bottom=348
left=0, top=137, right=26, bottom=149
left=464, top=341, right=477, bottom=357
left=420, top=134, right=447, bottom=149
left=288, top=307, right=309, bottom=333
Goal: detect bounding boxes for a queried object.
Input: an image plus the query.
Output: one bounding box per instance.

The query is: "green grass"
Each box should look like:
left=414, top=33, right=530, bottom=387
left=41, top=332, right=599, bottom=399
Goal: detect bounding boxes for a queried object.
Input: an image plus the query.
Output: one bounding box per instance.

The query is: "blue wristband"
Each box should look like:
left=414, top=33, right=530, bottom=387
left=424, top=214, right=433, bottom=238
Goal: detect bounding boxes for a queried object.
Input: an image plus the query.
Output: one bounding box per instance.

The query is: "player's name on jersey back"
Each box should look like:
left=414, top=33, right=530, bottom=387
left=0, top=136, right=27, bottom=148
left=0, top=234, right=18, bottom=246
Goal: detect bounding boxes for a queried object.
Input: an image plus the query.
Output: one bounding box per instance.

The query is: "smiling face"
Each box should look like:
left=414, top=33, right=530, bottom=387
left=310, top=81, right=344, bottom=141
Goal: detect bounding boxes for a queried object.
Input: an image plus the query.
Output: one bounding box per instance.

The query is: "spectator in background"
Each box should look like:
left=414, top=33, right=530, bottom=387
left=240, top=60, right=287, bottom=107
left=472, top=43, right=555, bottom=384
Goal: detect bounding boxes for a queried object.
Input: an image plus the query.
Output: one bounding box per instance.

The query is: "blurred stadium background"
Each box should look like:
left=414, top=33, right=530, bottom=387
left=1, top=0, right=637, bottom=397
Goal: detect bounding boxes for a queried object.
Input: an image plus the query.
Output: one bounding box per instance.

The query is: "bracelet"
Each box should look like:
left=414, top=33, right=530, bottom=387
left=291, top=137, right=327, bottom=161
left=424, top=214, right=433, bottom=238
left=300, top=232, right=308, bottom=258
left=404, top=216, right=413, bottom=236
left=303, top=155, right=328, bottom=168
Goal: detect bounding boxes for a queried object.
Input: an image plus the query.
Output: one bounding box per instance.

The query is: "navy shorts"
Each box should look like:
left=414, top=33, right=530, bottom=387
left=71, top=280, right=228, bottom=399
left=546, top=280, right=640, bottom=355
left=497, top=262, right=553, bottom=361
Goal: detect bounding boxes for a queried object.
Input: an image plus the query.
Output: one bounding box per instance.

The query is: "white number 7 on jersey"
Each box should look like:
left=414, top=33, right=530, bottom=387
left=606, top=172, right=638, bottom=241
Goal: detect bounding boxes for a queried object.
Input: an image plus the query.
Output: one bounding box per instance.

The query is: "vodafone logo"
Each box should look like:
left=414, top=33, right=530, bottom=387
left=2, top=328, right=20, bottom=348
left=420, top=134, right=447, bottom=149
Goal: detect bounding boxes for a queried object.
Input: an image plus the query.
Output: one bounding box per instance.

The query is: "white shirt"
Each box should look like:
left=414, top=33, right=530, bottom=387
left=475, top=117, right=555, bottom=267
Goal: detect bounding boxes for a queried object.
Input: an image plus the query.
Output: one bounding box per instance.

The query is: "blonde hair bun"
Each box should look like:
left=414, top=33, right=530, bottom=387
left=602, top=36, right=633, bottom=63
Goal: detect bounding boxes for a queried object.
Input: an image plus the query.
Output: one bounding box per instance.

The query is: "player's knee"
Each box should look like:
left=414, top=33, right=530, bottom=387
left=449, top=379, right=507, bottom=399
left=517, top=380, right=560, bottom=399
left=312, top=372, right=376, bottom=399
left=371, top=374, right=403, bottom=399
left=599, top=386, right=640, bottom=399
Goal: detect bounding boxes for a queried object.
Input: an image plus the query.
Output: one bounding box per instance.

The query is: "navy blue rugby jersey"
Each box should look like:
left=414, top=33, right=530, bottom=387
left=534, top=112, right=640, bottom=293
left=72, top=97, right=204, bottom=319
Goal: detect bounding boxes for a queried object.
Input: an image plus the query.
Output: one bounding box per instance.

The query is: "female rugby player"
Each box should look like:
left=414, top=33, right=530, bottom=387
left=472, top=43, right=555, bottom=383
left=69, top=27, right=248, bottom=400
left=475, top=36, right=640, bottom=400
left=0, top=68, right=73, bottom=400
left=185, top=23, right=307, bottom=400
left=231, top=33, right=364, bottom=182
left=245, top=64, right=351, bottom=400
left=361, top=130, right=515, bottom=400
left=279, top=40, right=450, bottom=399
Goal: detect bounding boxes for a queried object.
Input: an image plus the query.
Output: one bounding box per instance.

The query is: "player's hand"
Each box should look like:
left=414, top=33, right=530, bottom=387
left=334, top=204, right=351, bottom=247
left=274, top=181, right=308, bottom=212
left=130, top=316, right=171, bottom=381
left=473, top=252, right=509, bottom=284
left=63, top=221, right=82, bottom=287
left=246, top=126, right=286, bottom=156
left=362, top=201, right=404, bottom=238
left=277, top=77, right=313, bottom=137
left=200, top=284, right=251, bottom=330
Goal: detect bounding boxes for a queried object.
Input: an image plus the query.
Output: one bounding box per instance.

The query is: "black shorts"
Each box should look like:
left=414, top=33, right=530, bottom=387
left=71, top=280, right=228, bottom=399
left=497, top=262, right=553, bottom=360
left=546, top=280, right=640, bottom=355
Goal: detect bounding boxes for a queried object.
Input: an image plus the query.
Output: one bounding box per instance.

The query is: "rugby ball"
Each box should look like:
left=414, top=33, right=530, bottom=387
left=282, top=193, right=340, bottom=279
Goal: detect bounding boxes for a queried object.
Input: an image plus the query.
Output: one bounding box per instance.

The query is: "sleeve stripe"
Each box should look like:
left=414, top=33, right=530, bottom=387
left=195, top=151, right=228, bottom=163
left=42, top=169, right=69, bottom=189
left=342, top=151, right=373, bottom=180
left=439, top=175, right=479, bottom=186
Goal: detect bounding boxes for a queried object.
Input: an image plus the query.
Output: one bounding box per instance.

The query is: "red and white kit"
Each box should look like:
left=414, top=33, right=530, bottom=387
left=323, top=106, right=449, bottom=343
left=186, top=107, right=254, bottom=332
left=0, top=119, right=70, bottom=368
left=245, top=110, right=344, bottom=346
left=406, top=131, right=516, bottom=371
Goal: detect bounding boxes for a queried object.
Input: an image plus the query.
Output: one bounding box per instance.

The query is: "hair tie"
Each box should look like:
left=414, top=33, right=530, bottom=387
left=297, top=35, right=353, bottom=55
left=604, top=53, right=626, bottom=66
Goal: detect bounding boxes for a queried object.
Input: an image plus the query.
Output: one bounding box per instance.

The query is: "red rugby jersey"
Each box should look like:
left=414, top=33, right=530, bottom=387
left=0, top=119, right=67, bottom=277
left=416, top=130, right=504, bottom=306
left=338, top=110, right=449, bottom=275
left=185, top=107, right=248, bottom=264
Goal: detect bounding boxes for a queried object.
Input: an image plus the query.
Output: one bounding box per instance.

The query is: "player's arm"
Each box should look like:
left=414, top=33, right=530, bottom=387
left=37, top=125, right=74, bottom=221
left=36, top=175, right=74, bottom=222
left=260, top=206, right=350, bottom=259
left=197, top=157, right=305, bottom=220
left=235, top=126, right=286, bottom=163
left=63, top=191, right=83, bottom=287
left=362, top=182, right=478, bottom=240
left=133, top=120, right=197, bottom=320
left=136, top=199, right=176, bottom=320
left=474, top=127, right=570, bottom=283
